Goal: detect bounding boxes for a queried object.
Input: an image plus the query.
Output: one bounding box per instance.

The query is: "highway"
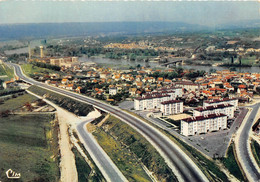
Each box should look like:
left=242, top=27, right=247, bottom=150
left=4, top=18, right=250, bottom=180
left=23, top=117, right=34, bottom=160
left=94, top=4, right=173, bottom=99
left=11, top=63, right=208, bottom=182
left=77, top=120, right=127, bottom=182
left=237, top=103, right=260, bottom=182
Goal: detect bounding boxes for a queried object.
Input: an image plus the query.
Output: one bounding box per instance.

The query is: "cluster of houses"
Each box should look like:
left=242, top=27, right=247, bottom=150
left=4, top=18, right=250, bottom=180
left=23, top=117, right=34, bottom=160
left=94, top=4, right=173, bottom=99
left=204, top=44, right=260, bottom=54
left=32, top=63, right=259, bottom=107
left=194, top=70, right=260, bottom=102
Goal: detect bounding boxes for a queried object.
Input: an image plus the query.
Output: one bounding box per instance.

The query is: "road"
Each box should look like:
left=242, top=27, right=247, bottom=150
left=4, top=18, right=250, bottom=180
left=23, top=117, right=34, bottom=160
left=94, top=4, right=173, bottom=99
left=77, top=120, right=127, bottom=182
left=237, top=103, right=260, bottom=182
left=11, top=63, right=208, bottom=182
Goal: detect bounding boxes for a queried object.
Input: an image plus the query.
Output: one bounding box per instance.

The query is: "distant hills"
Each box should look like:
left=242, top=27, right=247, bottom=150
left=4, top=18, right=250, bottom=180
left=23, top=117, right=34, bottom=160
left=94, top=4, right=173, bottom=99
left=0, top=20, right=259, bottom=41
left=0, top=22, right=206, bottom=40
left=217, top=19, right=260, bottom=30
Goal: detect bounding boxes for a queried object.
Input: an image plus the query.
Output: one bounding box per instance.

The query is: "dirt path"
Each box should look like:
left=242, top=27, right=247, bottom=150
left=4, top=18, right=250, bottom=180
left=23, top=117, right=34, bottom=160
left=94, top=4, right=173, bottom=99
left=56, top=107, right=78, bottom=182
left=27, top=90, right=78, bottom=182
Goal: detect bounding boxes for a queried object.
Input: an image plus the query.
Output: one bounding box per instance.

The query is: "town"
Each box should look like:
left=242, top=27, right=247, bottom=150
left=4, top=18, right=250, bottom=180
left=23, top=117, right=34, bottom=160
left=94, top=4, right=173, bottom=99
left=0, top=1, right=259, bottom=181
left=1, top=33, right=260, bottom=181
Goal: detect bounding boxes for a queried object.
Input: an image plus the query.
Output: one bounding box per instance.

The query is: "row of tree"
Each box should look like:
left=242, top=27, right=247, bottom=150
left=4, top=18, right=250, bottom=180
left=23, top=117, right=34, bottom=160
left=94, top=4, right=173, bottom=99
left=32, top=61, right=61, bottom=71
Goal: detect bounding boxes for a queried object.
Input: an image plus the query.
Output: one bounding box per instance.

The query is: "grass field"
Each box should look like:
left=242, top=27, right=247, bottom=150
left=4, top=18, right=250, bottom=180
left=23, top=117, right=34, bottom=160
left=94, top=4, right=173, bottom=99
left=72, top=147, right=92, bottom=182
left=0, top=64, right=7, bottom=75
left=0, top=64, right=14, bottom=80
left=92, top=115, right=177, bottom=182
left=0, top=93, right=60, bottom=181
left=21, top=63, right=58, bottom=76
left=221, top=143, right=244, bottom=181
left=241, top=56, right=257, bottom=65
left=251, top=139, right=260, bottom=168
left=0, top=114, right=60, bottom=182
left=0, top=93, right=38, bottom=112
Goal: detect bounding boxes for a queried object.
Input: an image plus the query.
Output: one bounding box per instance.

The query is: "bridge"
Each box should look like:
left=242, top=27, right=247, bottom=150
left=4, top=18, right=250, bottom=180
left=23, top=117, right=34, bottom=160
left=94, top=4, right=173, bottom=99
left=160, top=58, right=187, bottom=67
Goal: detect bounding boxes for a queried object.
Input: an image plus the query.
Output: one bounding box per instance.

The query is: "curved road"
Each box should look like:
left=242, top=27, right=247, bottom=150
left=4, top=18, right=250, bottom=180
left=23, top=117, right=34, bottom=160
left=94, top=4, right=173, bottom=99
left=11, top=63, right=208, bottom=182
left=77, top=120, right=127, bottom=182
left=237, top=103, right=260, bottom=182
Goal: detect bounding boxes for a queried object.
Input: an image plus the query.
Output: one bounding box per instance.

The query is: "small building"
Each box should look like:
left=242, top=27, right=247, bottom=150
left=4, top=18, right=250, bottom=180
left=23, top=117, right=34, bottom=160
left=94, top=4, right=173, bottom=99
left=109, top=87, right=118, bottom=96
left=129, top=88, right=137, bottom=96
left=61, top=78, right=69, bottom=84
left=3, top=80, right=15, bottom=89
left=175, top=81, right=199, bottom=92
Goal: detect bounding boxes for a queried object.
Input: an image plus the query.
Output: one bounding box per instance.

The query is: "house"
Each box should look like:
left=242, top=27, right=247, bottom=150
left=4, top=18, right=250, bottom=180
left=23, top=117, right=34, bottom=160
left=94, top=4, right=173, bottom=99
left=3, top=80, right=15, bottom=89
left=100, top=72, right=111, bottom=79
left=157, top=77, right=164, bottom=83
left=66, top=84, right=74, bottom=90
left=61, top=78, right=69, bottom=84
left=109, top=87, right=118, bottom=95
left=175, top=81, right=199, bottom=91
left=129, top=88, right=137, bottom=96
left=76, top=86, right=82, bottom=93
left=164, top=79, right=172, bottom=84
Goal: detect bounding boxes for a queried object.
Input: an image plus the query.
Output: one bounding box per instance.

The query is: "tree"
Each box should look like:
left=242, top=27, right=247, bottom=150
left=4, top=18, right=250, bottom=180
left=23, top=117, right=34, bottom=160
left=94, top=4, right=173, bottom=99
left=129, top=53, right=136, bottom=61
left=231, top=56, right=234, bottom=64
left=238, top=56, right=242, bottom=65
left=209, top=68, right=216, bottom=73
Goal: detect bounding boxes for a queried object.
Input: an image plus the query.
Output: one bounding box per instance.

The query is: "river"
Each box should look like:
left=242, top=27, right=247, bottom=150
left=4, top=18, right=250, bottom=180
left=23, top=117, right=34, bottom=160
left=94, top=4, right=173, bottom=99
left=79, top=56, right=260, bottom=73
left=4, top=40, right=43, bottom=55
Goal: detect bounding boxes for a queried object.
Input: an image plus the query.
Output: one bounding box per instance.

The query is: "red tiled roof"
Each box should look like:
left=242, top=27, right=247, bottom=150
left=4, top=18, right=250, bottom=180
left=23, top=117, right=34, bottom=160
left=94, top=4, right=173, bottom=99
left=161, top=100, right=182, bottom=105
left=182, top=113, right=226, bottom=122
left=204, top=97, right=237, bottom=104
left=195, top=103, right=233, bottom=112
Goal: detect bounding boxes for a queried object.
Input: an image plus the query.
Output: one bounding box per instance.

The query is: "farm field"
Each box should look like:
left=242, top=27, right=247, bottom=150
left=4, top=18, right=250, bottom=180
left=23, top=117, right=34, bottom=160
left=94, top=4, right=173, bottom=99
left=0, top=64, right=14, bottom=81
left=0, top=94, right=60, bottom=181
left=21, top=63, right=58, bottom=76
left=0, top=93, right=38, bottom=112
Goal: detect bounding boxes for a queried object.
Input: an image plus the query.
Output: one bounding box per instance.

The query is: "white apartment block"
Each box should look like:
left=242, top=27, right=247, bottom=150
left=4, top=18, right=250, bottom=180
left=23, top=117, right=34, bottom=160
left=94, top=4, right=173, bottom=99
left=50, top=57, right=79, bottom=67
left=160, top=100, right=183, bottom=116
left=194, top=103, right=235, bottom=119
left=146, top=91, right=175, bottom=100
left=203, top=98, right=238, bottom=109
left=134, top=94, right=171, bottom=110
left=181, top=113, right=227, bottom=136
left=156, top=87, right=183, bottom=98
left=175, top=82, right=199, bottom=92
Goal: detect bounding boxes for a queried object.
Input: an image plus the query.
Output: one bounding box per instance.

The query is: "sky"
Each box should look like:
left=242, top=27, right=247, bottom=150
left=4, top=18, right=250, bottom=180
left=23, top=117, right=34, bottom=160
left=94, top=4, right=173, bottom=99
left=0, top=0, right=259, bottom=27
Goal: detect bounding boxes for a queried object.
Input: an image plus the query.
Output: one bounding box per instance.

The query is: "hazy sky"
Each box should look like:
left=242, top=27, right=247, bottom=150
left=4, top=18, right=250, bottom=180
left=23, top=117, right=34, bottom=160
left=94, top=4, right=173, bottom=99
left=0, top=1, right=259, bottom=26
